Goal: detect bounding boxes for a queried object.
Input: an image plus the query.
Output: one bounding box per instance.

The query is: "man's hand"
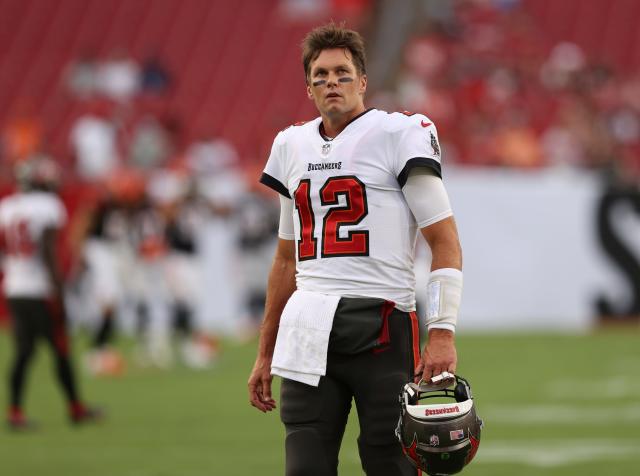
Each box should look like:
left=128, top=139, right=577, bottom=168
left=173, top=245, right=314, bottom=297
left=247, top=239, right=296, bottom=414
left=248, top=356, right=277, bottom=413
left=415, top=328, right=457, bottom=383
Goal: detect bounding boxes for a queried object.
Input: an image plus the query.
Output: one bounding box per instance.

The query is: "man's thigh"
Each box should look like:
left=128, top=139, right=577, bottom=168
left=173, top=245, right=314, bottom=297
left=280, top=376, right=351, bottom=476
left=346, top=311, right=418, bottom=475
left=7, top=298, right=43, bottom=353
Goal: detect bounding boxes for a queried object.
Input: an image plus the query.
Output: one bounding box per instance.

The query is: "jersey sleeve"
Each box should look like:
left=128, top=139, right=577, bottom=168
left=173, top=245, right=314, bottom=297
left=395, top=115, right=443, bottom=188
left=259, top=131, right=291, bottom=199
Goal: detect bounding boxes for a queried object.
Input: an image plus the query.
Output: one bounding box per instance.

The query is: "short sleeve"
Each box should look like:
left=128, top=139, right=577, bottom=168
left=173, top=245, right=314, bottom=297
left=260, top=131, right=291, bottom=199
left=395, top=115, right=443, bottom=188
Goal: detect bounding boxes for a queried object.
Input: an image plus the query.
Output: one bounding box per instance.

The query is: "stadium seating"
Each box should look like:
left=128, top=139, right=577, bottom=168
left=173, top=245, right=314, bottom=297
left=0, top=0, right=322, bottom=163
left=2, top=0, right=637, bottom=167
left=523, top=0, right=640, bottom=71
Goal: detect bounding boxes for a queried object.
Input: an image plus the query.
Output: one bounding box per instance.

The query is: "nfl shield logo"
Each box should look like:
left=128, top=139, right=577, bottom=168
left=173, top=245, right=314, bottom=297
left=429, top=434, right=440, bottom=446
left=322, top=143, right=331, bottom=156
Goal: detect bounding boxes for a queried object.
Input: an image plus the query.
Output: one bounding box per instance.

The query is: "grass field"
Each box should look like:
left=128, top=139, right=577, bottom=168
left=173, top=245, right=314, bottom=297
left=0, top=329, right=638, bottom=476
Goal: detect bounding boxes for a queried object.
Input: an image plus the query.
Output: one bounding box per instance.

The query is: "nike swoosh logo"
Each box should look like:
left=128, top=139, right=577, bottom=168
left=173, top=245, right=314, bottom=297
left=421, top=120, right=432, bottom=128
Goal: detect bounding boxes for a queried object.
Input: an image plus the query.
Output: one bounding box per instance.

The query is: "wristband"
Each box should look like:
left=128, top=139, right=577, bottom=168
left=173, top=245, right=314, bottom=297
left=426, top=268, right=463, bottom=332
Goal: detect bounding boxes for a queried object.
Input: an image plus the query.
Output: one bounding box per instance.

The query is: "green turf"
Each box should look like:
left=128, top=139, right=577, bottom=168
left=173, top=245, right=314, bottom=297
left=0, top=329, right=638, bottom=475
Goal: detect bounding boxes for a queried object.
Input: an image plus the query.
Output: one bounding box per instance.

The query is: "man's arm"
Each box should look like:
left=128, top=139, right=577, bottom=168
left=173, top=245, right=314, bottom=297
left=415, top=216, right=462, bottom=382
left=248, top=238, right=297, bottom=412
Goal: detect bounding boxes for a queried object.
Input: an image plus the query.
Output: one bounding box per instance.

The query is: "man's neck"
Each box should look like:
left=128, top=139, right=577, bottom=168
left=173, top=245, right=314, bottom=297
left=321, top=104, right=367, bottom=139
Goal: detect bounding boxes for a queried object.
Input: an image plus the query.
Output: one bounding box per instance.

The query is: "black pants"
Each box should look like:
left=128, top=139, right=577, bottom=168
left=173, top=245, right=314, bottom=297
left=7, top=297, right=79, bottom=408
left=280, top=300, right=421, bottom=476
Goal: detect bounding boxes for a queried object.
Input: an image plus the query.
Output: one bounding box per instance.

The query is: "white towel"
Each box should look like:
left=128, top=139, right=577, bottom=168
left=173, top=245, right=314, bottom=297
left=271, top=290, right=340, bottom=386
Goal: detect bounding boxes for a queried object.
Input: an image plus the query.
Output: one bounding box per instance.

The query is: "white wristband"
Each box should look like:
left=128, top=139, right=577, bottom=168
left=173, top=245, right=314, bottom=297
left=426, top=268, right=463, bottom=332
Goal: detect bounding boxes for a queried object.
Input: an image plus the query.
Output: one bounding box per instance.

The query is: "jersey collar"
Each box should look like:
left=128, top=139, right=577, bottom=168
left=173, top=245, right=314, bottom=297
left=318, top=108, right=376, bottom=141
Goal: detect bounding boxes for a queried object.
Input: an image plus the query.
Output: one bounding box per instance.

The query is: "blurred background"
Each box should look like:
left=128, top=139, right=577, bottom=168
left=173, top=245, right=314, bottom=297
left=0, top=0, right=638, bottom=475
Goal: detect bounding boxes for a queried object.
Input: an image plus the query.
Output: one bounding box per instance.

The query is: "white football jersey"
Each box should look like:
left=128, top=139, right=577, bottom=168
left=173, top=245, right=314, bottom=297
left=0, top=191, right=67, bottom=298
left=261, top=109, right=442, bottom=311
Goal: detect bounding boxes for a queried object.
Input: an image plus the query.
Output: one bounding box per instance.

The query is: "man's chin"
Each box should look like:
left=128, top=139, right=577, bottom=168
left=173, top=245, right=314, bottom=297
left=323, top=104, right=346, bottom=117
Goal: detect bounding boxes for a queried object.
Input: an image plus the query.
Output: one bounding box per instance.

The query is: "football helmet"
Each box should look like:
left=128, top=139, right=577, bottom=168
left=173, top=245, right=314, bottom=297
left=15, top=156, right=61, bottom=191
left=395, top=372, right=482, bottom=475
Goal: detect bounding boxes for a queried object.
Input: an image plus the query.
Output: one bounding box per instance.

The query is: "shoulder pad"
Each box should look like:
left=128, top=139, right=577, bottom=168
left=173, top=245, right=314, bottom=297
left=381, top=110, right=435, bottom=133
left=396, top=110, right=432, bottom=124
left=279, top=120, right=308, bottom=133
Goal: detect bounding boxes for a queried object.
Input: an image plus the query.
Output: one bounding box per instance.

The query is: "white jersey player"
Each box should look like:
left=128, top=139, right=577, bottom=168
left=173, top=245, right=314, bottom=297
left=0, top=158, right=101, bottom=429
left=248, top=24, right=464, bottom=476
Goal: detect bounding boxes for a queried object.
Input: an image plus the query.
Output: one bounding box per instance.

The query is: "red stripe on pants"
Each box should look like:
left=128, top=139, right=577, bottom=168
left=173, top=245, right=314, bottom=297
left=409, top=311, right=420, bottom=370
left=377, top=300, right=396, bottom=346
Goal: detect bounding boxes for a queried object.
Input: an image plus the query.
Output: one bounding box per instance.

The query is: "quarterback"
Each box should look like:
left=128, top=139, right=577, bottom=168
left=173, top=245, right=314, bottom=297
left=248, top=23, right=462, bottom=475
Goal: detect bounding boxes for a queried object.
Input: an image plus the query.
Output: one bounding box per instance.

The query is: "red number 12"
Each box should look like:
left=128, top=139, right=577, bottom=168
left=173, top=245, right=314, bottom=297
left=294, top=175, right=369, bottom=260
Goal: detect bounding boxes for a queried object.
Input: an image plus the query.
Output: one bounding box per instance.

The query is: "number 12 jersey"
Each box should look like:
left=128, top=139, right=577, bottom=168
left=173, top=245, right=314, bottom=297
left=261, top=108, right=443, bottom=312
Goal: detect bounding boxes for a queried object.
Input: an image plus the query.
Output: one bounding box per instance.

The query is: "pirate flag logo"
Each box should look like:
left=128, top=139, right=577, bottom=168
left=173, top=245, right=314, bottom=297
left=430, top=132, right=441, bottom=157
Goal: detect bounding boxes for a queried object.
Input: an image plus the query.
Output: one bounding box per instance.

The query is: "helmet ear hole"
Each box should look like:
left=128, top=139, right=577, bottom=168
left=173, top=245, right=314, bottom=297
left=406, top=383, right=420, bottom=405
left=454, top=381, right=470, bottom=402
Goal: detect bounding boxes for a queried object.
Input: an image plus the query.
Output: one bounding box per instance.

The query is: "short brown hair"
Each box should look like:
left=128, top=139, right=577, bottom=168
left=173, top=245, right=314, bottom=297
left=301, top=22, right=366, bottom=81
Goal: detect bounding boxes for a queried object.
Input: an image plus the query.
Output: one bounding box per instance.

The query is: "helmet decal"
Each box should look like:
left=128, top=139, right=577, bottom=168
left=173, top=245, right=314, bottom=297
left=403, top=433, right=420, bottom=464
left=465, top=434, right=480, bottom=465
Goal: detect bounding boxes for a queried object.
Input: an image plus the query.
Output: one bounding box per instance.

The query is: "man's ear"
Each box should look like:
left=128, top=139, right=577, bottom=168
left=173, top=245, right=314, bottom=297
left=307, top=84, right=314, bottom=100
left=359, top=74, right=367, bottom=96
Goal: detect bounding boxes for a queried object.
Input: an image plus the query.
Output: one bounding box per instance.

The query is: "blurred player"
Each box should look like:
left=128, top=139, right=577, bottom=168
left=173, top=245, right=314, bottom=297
left=248, top=24, right=462, bottom=475
left=130, top=187, right=173, bottom=368
left=236, top=165, right=279, bottom=331
left=69, top=172, right=142, bottom=376
left=149, top=168, right=218, bottom=368
left=0, top=157, right=101, bottom=429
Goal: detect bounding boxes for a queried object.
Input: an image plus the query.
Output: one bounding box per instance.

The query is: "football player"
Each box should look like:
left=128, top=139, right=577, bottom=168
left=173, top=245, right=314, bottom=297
left=248, top=23, right=463, bottom=475
left=0, top=157, right=101, bottom=429
left=70, top=172, right=139, bottom=376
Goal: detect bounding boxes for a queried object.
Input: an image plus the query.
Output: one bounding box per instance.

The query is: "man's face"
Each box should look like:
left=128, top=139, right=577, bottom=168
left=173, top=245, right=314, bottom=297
left=307, top=48, right=367, bottom=118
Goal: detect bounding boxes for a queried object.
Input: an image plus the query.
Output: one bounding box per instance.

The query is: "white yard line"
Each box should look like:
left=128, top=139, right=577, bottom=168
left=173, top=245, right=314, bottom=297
left=343, top=438, right=640, bottom=468
left=545, top=376, right=640, bottom=400
left=476, top=439, right=640, bottom=467
left=483, top=404, right=640, bottom=424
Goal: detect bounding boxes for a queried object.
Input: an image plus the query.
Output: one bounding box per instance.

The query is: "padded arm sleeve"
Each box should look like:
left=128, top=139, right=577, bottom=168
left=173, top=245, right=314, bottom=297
left=278, top=195, right=295, bottom=240
left=402, top=168, right=453, bottom=228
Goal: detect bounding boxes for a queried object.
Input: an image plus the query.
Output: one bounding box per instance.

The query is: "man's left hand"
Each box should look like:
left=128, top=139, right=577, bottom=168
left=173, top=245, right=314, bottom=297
left=415, top=328, right=457, bottom=383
